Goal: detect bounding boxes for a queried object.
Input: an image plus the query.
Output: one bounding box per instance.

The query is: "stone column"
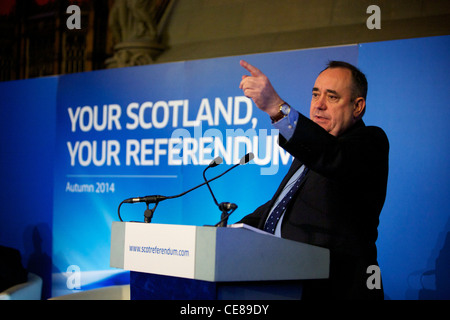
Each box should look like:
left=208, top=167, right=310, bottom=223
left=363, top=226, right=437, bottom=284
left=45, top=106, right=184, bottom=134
left=106, top=0, right=172, bottom=68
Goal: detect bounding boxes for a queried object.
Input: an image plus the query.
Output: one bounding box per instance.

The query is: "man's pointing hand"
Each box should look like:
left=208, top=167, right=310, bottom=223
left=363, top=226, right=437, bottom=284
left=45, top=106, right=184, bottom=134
left=239, top=60, right=284, bottom=118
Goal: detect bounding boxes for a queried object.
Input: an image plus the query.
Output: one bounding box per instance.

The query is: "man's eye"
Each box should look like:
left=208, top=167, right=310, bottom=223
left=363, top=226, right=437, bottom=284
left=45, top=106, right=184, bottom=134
left=312, top=93, right=319, bottom=99
left=328, top=95, right=338, bottom=101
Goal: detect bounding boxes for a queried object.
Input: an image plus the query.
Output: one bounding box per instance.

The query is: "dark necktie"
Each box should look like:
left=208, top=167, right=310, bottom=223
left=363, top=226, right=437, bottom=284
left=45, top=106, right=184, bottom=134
left=263, top=167, right=309, bottom=234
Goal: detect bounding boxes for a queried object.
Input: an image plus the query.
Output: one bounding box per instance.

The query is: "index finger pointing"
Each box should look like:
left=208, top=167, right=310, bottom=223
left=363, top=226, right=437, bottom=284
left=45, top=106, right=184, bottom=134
left=240, top=60, right=263, bottom=77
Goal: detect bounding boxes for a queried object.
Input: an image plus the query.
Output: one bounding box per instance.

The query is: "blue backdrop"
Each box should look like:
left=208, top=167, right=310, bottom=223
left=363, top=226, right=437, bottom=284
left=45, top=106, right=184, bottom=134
left=0, top=35, right=449, bottom=300
left=0, top=76, right=57, bottom=299
left=359, top=36, right=450, bottom=300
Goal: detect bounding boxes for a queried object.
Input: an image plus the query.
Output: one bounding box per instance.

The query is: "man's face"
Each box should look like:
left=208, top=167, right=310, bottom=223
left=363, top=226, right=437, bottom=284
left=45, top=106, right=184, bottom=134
left=310, top=67, right=357, bottom=137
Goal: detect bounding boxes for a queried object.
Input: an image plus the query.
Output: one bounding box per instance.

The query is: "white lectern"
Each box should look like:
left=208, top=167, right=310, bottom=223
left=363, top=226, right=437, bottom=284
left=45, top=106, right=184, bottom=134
left=110, top=221, right=329, bottom=300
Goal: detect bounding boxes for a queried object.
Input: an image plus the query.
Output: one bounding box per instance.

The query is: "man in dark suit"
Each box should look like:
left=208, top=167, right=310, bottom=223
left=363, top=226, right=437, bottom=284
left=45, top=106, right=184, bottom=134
left=238, top=60, right=389, bottom=299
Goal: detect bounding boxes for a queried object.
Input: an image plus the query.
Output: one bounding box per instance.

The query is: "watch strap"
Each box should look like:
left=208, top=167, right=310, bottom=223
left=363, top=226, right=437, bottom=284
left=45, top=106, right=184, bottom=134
left=270, top=102, right=290, bottom=122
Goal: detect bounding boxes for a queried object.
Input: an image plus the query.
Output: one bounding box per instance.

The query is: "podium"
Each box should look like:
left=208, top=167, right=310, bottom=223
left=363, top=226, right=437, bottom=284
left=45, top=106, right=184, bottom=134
left=110, top=221, right=329, bottom=300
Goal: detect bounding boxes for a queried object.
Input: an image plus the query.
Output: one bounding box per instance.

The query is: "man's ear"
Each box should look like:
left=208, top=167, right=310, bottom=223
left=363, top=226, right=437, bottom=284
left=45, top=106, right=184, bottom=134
left=353, top=97, right=366, bottom=119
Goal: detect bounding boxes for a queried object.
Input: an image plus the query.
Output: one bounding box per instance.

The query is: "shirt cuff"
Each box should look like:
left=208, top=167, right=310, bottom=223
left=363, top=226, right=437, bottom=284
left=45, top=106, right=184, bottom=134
left=272, top=108, right=299, bottom=141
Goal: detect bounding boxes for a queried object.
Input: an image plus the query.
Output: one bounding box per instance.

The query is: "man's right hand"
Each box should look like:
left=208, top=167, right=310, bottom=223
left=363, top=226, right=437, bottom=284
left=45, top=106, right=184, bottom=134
left=239, top=60, right=284, bottom=118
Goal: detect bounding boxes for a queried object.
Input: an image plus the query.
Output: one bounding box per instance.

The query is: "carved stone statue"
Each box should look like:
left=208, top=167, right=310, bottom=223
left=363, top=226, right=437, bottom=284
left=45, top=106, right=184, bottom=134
left=106, top=0, right=173, bottom=68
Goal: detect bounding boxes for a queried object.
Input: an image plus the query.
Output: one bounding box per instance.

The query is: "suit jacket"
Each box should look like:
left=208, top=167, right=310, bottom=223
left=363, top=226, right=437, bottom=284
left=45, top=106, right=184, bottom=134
left=239, top=113, right=389, bottom=299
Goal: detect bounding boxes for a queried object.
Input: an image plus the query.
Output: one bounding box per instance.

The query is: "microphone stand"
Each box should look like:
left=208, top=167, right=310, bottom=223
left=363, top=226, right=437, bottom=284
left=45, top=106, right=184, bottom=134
left=144, top=202, right=158, bottom=223
left=117, top=153, right=253, bottom=223
left=203, top=159, right=237, bottom=227
left=215, top=203, right=237, bottom=227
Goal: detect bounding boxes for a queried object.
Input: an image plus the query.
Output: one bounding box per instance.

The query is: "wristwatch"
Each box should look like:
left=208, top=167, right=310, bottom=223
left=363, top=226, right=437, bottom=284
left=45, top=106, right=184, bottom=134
left=270, top=102, right=291, bottom=122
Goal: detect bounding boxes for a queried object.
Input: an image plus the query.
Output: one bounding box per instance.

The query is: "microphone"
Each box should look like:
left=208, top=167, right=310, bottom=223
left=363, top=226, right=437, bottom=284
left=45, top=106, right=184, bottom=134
left=118, top=152, right=254, bottom=223
left=239, top=152, right=254, bottom=165
left=208, top=156, right=223, bottom=168
left=203, top=153, right=254, bottom=227
left=122, top=195, right=167, bottom=204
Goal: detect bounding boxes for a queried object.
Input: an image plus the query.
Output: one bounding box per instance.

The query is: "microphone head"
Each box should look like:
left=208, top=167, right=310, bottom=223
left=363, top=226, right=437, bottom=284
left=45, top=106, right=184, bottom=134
left=209, top=156, right=223, bottom=168
left=239, top=152, right=254, bottom=165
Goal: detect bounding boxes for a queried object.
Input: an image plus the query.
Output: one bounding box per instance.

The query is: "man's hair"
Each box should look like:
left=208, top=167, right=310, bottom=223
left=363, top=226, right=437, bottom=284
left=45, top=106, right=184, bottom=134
left=322, top=61, right=368, bottom=102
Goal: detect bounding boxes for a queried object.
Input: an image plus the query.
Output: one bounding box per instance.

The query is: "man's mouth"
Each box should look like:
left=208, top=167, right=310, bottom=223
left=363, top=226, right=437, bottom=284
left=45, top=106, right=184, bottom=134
left=314, top=114, right=329, bottom=122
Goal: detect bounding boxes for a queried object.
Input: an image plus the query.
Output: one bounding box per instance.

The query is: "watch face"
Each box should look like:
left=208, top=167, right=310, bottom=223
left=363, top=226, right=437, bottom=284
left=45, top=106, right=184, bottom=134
left=281, top=104, right=290, bottom=115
